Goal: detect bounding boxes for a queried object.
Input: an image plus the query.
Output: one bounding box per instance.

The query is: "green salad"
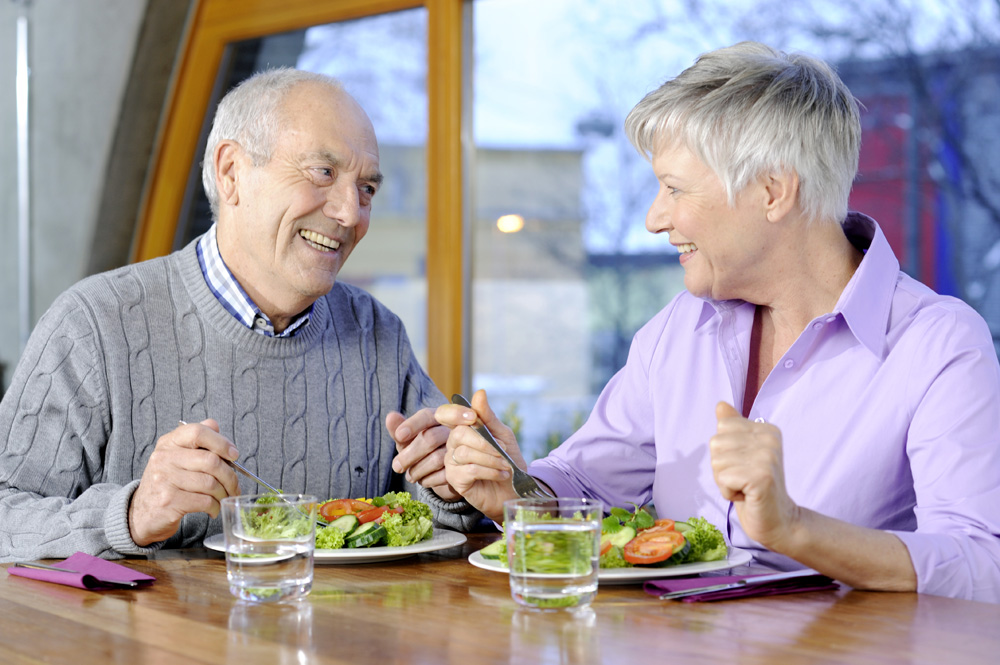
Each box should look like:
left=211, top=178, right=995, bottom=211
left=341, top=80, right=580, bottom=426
left=242, top=491, right=434, bottom=550
left=481, top=505, right=727, bottom=569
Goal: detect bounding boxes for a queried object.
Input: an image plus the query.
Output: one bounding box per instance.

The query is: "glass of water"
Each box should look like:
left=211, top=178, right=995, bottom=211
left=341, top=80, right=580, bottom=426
left=221, top=493, right=318, bottom=603
left=503, top=497, right=603, bottom=611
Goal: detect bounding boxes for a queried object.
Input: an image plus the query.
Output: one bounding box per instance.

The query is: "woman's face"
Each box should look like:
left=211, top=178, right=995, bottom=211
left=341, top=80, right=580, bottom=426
left=645, top=141, right=772, bottom=302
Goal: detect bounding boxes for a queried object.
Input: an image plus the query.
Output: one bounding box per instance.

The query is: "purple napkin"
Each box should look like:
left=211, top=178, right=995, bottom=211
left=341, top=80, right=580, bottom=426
left=644, top=570, right=838, bottom=602
left=7, top=552, right=155, bottom=590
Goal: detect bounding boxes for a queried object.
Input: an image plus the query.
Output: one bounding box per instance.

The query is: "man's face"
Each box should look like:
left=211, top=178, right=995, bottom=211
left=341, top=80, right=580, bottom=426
left=217, top=82, right=382, bottom=328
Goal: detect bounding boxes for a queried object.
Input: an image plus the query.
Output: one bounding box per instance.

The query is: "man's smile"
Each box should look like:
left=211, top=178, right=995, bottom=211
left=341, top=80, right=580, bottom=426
left=299, top=229, right=342, bottom=252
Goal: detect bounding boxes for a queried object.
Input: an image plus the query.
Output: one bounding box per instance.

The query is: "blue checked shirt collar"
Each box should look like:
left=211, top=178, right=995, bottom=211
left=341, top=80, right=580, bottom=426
left=197, top=224, right=311, bottom=338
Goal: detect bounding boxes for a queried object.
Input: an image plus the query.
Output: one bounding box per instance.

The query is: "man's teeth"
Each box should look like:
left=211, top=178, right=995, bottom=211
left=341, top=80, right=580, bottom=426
left=677, top=243, right=697, bottom=254
left=300, top=230, right=340, bottom=251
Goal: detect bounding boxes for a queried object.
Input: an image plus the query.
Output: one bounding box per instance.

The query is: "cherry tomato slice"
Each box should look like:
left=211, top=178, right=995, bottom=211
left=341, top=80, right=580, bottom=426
left=357, top=505, right=405, bottom=524
left=653, top=519, right=676, bottom=530
left=600, top=540, right=613, bottom=557
left=622, top=527, right=686, bottom=565
left=374, top=506, right=405, bottom=523
left=319, top=499, right=373, bottom=522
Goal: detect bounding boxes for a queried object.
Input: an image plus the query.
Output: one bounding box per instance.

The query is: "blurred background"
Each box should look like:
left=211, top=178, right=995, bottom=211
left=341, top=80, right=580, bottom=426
left=1, top=0, right=999, bottom=460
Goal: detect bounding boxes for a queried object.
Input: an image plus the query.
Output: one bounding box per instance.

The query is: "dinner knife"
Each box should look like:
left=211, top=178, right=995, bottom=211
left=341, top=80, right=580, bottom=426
left=658, top=568, right=823, bottom=600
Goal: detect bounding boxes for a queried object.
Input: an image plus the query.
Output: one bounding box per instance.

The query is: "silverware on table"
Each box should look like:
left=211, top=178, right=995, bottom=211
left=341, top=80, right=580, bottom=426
left=450, top=394, right=553, bottom=499
left=657, top=569, right=824, bottom=600
left=12, top=562, right=144, bottom=588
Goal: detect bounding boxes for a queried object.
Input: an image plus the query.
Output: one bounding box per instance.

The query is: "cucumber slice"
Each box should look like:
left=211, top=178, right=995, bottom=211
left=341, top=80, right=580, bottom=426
left=601, top=525, right=636, bottom=549
left=346, top=522, right=387, bottom=548
left=327, top=514, right=359, bottom=535
left=479, top=539, right=506, bottom=560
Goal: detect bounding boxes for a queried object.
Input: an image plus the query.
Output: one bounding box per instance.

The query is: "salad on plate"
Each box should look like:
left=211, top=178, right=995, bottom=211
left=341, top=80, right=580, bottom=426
left=242, top=491, right=435, bottom=550
left=478, top=504, right=728, bottom=570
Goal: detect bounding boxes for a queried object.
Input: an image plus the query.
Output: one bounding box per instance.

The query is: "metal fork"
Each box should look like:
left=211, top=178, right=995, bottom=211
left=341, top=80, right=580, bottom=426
left=177, top=421, right=327, bottom=527
left=450, top=394, right=554, bottom=499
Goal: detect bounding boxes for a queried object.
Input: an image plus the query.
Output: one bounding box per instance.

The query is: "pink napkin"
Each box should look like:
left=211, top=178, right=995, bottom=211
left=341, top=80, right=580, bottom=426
left=7, top=552, right=155, bottom=590
left=644, top=569, right=838, bottom=602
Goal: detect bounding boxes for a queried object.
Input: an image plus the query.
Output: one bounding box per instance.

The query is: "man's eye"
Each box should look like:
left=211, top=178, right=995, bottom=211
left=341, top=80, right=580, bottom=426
left=362, top=185, right=377, bottom=197
left=313, top=167, right=334, bottom=179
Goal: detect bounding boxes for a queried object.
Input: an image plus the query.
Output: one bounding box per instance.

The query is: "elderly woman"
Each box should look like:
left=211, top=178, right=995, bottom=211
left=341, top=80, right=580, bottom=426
left=435, top=42, right=1000, bottom=602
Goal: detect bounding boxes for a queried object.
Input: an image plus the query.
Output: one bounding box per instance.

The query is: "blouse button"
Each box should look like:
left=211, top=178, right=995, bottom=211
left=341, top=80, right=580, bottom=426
left=783, top=359, right=795, bottom=369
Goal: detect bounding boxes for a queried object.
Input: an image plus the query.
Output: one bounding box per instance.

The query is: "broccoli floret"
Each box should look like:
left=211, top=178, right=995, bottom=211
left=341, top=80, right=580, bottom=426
left=315, top=524, right=346, bottom=549
left=599, top=545, right=633, bottom=569
left=679, top=516, right=727, bottom=562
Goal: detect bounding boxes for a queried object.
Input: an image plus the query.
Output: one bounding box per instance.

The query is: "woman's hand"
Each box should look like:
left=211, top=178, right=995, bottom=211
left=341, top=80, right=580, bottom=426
left=710, top=401, right=917, bottom=591
left=436, top=390, right=523, bottom=522
left=710, top=402, right=802, bottom=551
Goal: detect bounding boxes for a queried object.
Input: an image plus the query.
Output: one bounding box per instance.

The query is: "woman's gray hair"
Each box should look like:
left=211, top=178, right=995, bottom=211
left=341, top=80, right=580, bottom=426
left=625, top=41, right=861, bottom=224
left=201, top=67, right=344, bottom=219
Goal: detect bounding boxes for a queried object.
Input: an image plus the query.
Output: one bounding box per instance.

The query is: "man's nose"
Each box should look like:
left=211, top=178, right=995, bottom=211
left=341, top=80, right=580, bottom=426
left=324, top=183, right=361, bottom=227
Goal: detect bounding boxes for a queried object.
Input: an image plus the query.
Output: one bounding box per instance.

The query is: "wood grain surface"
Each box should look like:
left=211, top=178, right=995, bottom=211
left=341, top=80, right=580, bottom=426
left=2, top=533, right=998, bottom=664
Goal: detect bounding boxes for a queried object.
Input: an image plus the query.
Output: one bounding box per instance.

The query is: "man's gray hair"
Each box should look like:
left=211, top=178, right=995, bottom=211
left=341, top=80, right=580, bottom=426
left=625, top=41, right=861, bottom=224
left=201, top=68, right=344, bottom=219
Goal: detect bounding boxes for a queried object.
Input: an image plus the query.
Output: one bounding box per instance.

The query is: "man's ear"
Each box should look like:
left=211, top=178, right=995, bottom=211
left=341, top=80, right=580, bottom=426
left=214, top=140, right=243, bottom=206
left=763, top=169, right=800, bottom=223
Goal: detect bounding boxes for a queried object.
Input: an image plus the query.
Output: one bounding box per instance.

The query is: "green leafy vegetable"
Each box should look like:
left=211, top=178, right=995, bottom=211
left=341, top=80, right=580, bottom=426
left=315, top=524, right=346, bottom=549
left=513, top=526, right=595, bottom=575
left=374, top=492, right=434, bottom=547
left=241, top=498, right=311, bottom=540
left=604, top=504, right=655, bottom=534
left=601, top=515, right=623, bottom=533
left=381, top=512, right=434, bottom=547
left=677, top=516, right=727, bottom=563
left=599, top=545, right=633, bottom=569
left=380, top=491, right=433, bottom=523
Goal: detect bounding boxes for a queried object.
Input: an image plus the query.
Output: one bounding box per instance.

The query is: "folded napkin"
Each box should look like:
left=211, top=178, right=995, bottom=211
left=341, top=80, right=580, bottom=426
left=644, top=569, right=838, bottom=602
left=7, top=552, right=155, bottom=590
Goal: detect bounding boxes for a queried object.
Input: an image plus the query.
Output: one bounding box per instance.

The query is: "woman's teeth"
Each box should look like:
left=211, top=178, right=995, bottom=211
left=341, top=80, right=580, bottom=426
left=300, top=230, right=340, bottom=251
left=677, top=243, right=697, bottom=254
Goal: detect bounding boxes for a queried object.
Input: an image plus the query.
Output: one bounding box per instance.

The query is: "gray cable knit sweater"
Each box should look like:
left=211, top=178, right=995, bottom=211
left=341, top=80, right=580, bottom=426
left=0, top=240, right=479, bottom=561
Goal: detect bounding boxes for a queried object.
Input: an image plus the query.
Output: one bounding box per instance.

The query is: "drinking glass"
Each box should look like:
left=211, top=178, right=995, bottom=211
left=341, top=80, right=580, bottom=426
left=221, top=493, right=318, bottom=603
left=504, top=497, right=603, bottom=610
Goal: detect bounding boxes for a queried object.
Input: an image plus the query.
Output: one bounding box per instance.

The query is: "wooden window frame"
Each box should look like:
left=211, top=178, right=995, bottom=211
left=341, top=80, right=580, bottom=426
left=133, top=0, right=467, bottom=394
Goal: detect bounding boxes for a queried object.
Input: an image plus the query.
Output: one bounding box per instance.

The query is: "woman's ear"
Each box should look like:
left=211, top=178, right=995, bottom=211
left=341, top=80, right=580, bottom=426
left=214, top=140, right=242, bottom=206
left=763, top=170, right=800, bottom=223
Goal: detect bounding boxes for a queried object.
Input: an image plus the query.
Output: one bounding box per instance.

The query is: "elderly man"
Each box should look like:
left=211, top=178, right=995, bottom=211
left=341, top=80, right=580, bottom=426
left=0, top=68, right=478, bottom=560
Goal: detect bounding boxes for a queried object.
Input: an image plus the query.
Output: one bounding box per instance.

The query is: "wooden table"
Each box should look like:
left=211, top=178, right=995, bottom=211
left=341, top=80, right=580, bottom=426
left=2, top=533, right=998, bottom=664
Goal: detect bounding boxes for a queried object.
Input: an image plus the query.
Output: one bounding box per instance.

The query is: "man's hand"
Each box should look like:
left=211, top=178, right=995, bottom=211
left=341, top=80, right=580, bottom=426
left=709, top=402, right=801, bottom=551
left=387, top=408, right=460, bottom=501
left=437, top=389, right=522, bottom=523
left=128, top=420, right=240, bottom=547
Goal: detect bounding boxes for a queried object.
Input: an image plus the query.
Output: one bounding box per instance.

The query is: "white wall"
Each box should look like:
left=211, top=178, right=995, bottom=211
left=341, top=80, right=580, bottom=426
left=0, top=0, right=147, bottom=390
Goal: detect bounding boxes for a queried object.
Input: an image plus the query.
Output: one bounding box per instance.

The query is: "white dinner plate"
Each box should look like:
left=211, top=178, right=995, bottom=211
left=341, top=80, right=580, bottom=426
left=204, top=529, right=467, bottom=564
left=467, top=546, right=752, bottom=585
